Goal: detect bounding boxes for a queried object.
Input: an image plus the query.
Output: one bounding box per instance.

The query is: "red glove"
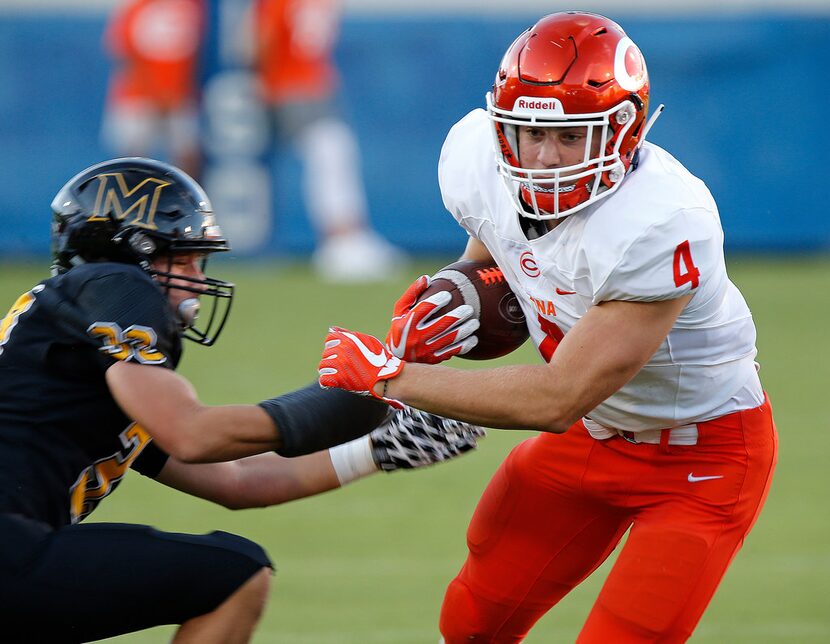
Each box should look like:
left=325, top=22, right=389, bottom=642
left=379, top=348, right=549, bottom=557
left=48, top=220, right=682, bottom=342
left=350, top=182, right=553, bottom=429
left=319, top=326, right=405, bottom=408
left=385, top=275, right=479, bottom=364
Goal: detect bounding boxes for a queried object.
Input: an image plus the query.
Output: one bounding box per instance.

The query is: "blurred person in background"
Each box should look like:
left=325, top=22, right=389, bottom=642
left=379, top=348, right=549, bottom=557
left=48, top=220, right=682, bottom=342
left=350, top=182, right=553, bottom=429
left=101, top=0, right=205, bottom=179
left=251, top=0, right=406, bottom=282
left=0, top=157, right=482, bottom=642
left=318, top=11, right=778, bottom=642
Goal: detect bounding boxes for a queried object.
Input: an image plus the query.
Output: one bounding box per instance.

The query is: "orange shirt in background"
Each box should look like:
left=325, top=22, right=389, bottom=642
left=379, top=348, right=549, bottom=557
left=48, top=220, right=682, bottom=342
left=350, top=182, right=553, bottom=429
left=105, top=0, right=205, bottom=110
left=254, top=0, right=340, bottom=104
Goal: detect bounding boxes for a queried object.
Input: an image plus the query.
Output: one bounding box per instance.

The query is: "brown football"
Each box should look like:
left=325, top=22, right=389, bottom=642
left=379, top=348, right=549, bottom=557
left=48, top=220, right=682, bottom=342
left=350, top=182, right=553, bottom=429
left=419, top=259, right=529, bottom=360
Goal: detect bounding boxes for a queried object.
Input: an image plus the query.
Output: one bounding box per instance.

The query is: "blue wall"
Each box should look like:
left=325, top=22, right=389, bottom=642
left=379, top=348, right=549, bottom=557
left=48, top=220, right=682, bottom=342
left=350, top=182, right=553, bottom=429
left=0, top=12, right=828, bottom=258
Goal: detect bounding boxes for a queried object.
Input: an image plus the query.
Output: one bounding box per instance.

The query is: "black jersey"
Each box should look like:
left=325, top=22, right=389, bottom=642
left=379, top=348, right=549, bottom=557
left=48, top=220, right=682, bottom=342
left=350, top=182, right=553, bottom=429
left=0, top=263, right=182, bottom=529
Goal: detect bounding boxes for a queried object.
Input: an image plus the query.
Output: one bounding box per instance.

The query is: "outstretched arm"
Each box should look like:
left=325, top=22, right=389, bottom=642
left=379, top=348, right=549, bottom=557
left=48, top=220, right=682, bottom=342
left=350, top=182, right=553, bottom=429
left=106, top=366, right=387, bottom=463
left=155, top=451, right=341, bottom=509
left=321, top=293, right=691, bottom=433
left=152, top=407, right=485, bottom=509
left=107, top=361, right=280, bottom=463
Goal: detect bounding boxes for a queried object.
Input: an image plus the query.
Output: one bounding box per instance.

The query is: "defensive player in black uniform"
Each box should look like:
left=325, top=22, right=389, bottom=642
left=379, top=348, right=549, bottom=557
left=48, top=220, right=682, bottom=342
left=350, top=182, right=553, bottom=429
left=0, top=157, right=483, bottom=643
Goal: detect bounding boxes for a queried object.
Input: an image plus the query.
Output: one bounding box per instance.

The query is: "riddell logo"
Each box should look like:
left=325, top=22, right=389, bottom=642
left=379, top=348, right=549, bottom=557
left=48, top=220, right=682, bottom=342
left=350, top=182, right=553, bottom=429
left=513, top=96, right=563, bottom=114
left=518, top=99, right=554, bottom=110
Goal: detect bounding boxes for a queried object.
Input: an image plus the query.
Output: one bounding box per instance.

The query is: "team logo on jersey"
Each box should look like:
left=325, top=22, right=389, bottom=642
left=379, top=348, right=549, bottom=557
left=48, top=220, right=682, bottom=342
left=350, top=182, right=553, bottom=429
left=520, top=251, right=540, bottom=278
left=86, top=172, right=172, bottom=230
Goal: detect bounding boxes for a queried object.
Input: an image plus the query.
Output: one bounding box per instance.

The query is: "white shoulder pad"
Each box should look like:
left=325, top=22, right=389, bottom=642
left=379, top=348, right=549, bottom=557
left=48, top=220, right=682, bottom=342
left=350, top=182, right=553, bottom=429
left=438, top=109, right=495, bottom=239
left=591, top=207, right=724, bottom=304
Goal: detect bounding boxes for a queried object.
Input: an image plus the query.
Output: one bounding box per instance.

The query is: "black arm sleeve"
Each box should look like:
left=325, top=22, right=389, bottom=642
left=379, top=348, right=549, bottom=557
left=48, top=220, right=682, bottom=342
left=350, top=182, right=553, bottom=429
left=131, top=441, right=171, bottom=479
left=258, top=383, right=390, bottom=457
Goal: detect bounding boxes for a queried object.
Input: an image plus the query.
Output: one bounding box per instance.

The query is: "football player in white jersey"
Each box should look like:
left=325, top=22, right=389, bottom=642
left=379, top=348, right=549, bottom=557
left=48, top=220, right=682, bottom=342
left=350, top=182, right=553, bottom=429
left=318, top=12, right=777, bottom=642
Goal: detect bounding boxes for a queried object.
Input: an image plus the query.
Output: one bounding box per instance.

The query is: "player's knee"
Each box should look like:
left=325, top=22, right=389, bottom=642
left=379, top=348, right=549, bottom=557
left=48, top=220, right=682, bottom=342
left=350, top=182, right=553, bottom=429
left=209, top=530, right=272, bottom=569
left=205, top=531, right=273, bottom=619
left=216, top=565, right=271, bottom=628
left=242, top=567, right=272, bottom=620
left=439, top=577, right=488, bottom=643
left=582, top=527, right=712, bottom=642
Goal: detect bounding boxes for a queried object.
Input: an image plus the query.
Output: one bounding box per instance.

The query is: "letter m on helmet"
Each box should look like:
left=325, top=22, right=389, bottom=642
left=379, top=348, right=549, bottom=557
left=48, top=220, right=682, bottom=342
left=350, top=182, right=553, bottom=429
left=87, top=172, right=172, bottom=230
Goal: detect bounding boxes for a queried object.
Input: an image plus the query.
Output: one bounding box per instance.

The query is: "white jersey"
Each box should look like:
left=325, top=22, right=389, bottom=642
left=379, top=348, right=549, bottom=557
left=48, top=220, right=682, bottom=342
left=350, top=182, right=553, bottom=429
left=439, top=109, right=764, bottom=432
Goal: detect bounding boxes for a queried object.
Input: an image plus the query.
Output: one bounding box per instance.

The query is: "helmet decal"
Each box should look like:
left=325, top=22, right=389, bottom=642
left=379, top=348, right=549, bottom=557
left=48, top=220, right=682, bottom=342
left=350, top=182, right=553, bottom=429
left=487, top=13, right=653, bottom=221
left=88, top=172, right=172, bottom=230
left=50, top=157, right=235, bottom=346
left=614, top=37, right=647, bottom=92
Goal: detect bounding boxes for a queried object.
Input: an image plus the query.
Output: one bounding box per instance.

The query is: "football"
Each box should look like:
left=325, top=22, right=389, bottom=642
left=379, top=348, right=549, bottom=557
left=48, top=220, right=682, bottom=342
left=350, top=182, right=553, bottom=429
left=419, top=259, right=529, bottom=360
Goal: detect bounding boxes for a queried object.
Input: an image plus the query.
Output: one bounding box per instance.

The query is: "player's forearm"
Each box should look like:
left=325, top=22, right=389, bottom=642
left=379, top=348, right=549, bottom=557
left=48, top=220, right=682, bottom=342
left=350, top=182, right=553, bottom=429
left=157, top=451, right=343, bottom=508
left=226, top=451, right=343, bottom=508
left=385, top=362, right=579, bottom=433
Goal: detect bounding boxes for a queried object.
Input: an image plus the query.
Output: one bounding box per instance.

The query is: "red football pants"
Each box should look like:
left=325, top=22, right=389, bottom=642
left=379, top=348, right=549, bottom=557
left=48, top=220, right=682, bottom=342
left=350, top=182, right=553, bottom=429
left=440, top=397, right=777, bottom=643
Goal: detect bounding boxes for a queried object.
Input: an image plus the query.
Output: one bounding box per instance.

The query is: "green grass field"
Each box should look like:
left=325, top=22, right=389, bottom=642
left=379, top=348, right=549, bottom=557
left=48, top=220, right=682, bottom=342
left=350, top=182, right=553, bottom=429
left=1, top=256, right=828, bottom=643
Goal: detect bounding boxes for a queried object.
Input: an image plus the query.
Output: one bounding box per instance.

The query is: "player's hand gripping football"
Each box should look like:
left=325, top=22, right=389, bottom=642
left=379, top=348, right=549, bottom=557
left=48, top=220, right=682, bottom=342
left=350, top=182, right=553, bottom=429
left=385, top=275, right=479, bottom=363
left=319, top=326, right=405, bottom=408
left=370, top=406, right=486, bottom=471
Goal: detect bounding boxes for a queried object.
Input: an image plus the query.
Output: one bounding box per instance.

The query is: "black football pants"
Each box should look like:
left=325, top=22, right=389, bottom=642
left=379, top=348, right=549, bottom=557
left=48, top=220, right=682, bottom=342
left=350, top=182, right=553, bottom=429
left=0, top=514, right=272, bottom=643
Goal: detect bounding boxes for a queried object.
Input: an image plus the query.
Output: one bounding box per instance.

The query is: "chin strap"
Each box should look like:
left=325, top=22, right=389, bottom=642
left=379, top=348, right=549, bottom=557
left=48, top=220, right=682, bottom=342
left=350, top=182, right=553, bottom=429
left=641, top=103, right=665, bottom=143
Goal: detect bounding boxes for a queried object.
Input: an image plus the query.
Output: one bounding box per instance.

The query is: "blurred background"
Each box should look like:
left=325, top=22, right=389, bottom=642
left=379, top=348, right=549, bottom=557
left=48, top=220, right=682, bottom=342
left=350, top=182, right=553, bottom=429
left=1, top=0, right=829, bottom=261
left=1, top=0, right=829, bottom=642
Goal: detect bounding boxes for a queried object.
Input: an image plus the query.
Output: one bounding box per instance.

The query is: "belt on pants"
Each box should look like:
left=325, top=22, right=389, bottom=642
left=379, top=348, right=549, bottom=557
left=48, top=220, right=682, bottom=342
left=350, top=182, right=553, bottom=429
left=583, top=418, right=699, bottom=446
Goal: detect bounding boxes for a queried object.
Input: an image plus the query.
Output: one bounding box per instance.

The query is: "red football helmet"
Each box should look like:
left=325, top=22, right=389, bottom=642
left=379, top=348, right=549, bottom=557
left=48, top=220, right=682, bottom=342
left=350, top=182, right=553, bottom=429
left=487, top=12, right=658, bottom=220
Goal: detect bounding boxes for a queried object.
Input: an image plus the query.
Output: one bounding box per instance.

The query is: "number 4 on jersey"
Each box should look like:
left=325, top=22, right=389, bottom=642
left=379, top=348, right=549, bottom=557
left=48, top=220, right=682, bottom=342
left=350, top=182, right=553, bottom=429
left=537, top=314, right=564, bottom=363
left=673, top=240, right=700, bottom=289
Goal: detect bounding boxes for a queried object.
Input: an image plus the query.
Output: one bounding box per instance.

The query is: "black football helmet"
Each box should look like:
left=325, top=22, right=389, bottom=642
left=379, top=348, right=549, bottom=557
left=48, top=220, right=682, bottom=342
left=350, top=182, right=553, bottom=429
left=51, top=157, right=234, bottom=346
